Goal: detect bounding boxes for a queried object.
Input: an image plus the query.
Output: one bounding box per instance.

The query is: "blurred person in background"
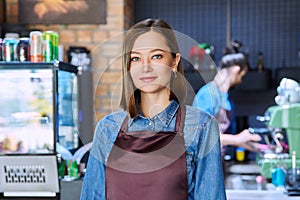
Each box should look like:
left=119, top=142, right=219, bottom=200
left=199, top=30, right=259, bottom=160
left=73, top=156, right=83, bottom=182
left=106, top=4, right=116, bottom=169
left=192, top=43, right=262, bottom=161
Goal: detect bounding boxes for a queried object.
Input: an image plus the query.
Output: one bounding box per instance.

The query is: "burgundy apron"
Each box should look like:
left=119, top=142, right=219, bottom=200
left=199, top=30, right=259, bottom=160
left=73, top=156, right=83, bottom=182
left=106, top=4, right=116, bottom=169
left=105, top=106, right=188, bottom=200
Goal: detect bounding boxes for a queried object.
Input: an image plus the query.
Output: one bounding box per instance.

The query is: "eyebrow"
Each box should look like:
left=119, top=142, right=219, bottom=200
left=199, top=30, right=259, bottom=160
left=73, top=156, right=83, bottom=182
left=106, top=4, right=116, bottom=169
left=130, top=48, right=166, bottom=54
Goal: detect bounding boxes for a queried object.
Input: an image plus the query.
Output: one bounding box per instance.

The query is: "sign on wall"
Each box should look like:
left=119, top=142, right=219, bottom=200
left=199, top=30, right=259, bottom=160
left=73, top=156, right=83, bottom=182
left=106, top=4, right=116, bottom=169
left=19, top=0, right=106, bottom=24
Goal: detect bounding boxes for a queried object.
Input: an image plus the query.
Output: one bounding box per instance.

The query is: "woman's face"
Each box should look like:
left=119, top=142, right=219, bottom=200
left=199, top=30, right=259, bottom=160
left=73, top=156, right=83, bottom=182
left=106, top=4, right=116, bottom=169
left=129, top=31, right=180, bottom=94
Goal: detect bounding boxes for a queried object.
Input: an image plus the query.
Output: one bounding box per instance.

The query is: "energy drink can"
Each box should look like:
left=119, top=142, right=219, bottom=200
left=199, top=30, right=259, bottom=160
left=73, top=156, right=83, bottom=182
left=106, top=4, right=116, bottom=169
left=43, top=31, right=54, bottom=62
left=42, top=31, right=59, bottom=61
left=3, top=38, right=18, bottom=62
left=52, top=32, right=59, bottom=60
left=30, top=31, right=43, bottom=62
left=17, top=37, right=30, bottom=62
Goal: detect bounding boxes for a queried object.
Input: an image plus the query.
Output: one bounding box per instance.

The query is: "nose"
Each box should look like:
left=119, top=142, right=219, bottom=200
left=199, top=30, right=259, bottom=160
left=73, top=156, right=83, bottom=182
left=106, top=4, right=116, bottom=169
left=142, top=64, right=151, bottom=72
left=142, top=58, right=152, bottom=72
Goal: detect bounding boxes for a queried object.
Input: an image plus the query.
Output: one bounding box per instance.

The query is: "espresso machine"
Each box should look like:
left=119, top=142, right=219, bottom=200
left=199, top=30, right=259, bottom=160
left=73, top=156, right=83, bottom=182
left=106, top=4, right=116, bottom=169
left=258, top=103, right=300, bottom=194
left=268, top=104, right=300, bottom=156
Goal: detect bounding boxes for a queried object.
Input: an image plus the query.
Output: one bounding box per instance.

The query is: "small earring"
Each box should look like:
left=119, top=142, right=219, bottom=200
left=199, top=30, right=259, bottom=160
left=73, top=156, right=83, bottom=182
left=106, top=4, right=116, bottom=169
left=172, top=70, right=177, bottom=78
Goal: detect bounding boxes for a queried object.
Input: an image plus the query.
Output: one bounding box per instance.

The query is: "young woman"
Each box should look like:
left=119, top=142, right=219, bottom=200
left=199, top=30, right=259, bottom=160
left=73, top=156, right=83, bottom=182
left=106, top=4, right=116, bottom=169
left=80, top=18, right=226, bottom=200
left=192, top=52, right=261, bottom=151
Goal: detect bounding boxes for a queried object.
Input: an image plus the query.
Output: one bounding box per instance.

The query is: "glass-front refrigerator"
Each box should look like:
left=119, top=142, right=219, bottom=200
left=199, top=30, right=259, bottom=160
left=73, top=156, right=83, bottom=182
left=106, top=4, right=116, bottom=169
left=0, top=61, right=93, bottom=155
left=0, top=62, right=57, bottom=154
left=57, top=67, right=79, bottom=150
left=0, top=61, right=86, bottom=199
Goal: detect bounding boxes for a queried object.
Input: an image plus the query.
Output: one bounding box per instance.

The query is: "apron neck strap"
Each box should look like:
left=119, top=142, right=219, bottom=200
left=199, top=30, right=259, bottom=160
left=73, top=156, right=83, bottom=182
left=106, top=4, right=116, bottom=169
left=120, top=104, right=186, bottom=133
left=175, top=104, right=186, bottom=133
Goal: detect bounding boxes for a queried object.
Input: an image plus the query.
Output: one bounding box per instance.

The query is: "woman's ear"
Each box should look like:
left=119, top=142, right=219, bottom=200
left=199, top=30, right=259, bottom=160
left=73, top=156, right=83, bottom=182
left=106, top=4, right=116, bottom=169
left=172, top=53, right=181, bottom=71
left=230, top=65, right=241, bottom=74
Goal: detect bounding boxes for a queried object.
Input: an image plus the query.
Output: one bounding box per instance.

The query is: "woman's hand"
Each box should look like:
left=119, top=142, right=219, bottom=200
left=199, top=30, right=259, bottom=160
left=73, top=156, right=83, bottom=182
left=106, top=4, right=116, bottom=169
left=220, top=129, right=262, bottom=152
left=234, top=129, right=262, bottom=152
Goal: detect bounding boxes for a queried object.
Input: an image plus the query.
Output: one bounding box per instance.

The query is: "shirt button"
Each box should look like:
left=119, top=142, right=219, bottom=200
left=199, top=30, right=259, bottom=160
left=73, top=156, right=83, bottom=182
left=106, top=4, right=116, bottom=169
left=148, top=121, right=153, bottom=126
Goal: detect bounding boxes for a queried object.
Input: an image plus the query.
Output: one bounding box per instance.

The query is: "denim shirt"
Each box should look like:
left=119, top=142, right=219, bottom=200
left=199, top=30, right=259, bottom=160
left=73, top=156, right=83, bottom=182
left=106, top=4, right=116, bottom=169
left=80, top=101, right=226, bottom=200
left=192, top=81, right=231, bottom=116
left=192, top=81, right=236, bottom=134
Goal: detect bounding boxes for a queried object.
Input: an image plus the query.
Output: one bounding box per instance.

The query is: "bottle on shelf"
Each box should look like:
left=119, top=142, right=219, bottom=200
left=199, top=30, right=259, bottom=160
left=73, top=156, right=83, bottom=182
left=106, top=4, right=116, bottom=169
left=257, top=51, right=264, bottom=71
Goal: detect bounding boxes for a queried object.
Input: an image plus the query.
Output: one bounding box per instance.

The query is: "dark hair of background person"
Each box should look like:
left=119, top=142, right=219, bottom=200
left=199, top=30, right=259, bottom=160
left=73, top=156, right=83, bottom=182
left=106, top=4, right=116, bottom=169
left=219, top=53, right=247, bottom=71
left=224, top=40, right=243, bottom=55
left=119, top=18, right=187, bottom=117
left=221, top=40, right=248, bottom=71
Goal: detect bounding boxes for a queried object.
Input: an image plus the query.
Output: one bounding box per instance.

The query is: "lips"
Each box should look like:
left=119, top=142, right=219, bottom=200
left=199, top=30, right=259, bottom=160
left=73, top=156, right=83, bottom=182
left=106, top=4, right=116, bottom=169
left=140, top=76, right=157, bottom=82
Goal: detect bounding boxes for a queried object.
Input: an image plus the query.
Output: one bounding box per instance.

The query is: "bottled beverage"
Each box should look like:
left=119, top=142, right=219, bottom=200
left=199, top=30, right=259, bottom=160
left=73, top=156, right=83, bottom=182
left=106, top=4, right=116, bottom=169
left=257, top=51, right=264, bottom=71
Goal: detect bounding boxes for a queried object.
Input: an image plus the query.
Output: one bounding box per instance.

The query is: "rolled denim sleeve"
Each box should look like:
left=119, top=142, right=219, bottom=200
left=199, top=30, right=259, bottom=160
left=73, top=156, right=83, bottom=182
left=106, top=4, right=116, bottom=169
left=192, top=82, right=221, bottom=117
left=80, top=111, right=125, bottom=200
left=80, top=153, right=106, bottom=200
left=193, top=117, right=226, bottom=200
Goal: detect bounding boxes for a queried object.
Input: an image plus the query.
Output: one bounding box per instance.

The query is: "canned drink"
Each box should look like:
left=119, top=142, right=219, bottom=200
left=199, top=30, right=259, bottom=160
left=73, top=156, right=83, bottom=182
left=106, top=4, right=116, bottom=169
left=43, top=31, right=54, bottom=62
left=3, top=38, right=18, bottom=62
left=52, top=32, right=59, bottom=60
left=17, top=37, right=30, bottom=62
left=30, top=31, right=43, bottom=62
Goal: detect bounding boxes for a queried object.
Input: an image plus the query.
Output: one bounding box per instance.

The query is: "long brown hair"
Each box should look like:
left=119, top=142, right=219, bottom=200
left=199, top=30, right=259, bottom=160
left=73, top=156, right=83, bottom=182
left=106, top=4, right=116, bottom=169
left=119, top=18, right=187, bottom=117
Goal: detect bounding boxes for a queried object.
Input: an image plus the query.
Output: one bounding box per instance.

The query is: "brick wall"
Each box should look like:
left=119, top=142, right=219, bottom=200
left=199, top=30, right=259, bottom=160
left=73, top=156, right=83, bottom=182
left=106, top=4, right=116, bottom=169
left=3, top=0, right=134, bottom=127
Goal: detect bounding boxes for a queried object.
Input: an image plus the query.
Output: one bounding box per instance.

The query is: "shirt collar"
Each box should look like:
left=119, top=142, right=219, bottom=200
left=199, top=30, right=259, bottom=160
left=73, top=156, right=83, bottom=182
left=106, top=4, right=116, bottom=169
left=128, top=100, right=179, bottom=127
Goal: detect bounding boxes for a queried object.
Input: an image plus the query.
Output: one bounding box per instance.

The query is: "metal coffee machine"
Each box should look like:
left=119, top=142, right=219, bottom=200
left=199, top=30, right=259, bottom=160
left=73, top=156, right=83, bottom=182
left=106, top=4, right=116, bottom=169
left=268, top=78, right=300, bottom=159
left=260, top=103, right=300, bottom=195
left=265, top=104, right=300, bottom=159
left=256, top=78, right=300, bottom=194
